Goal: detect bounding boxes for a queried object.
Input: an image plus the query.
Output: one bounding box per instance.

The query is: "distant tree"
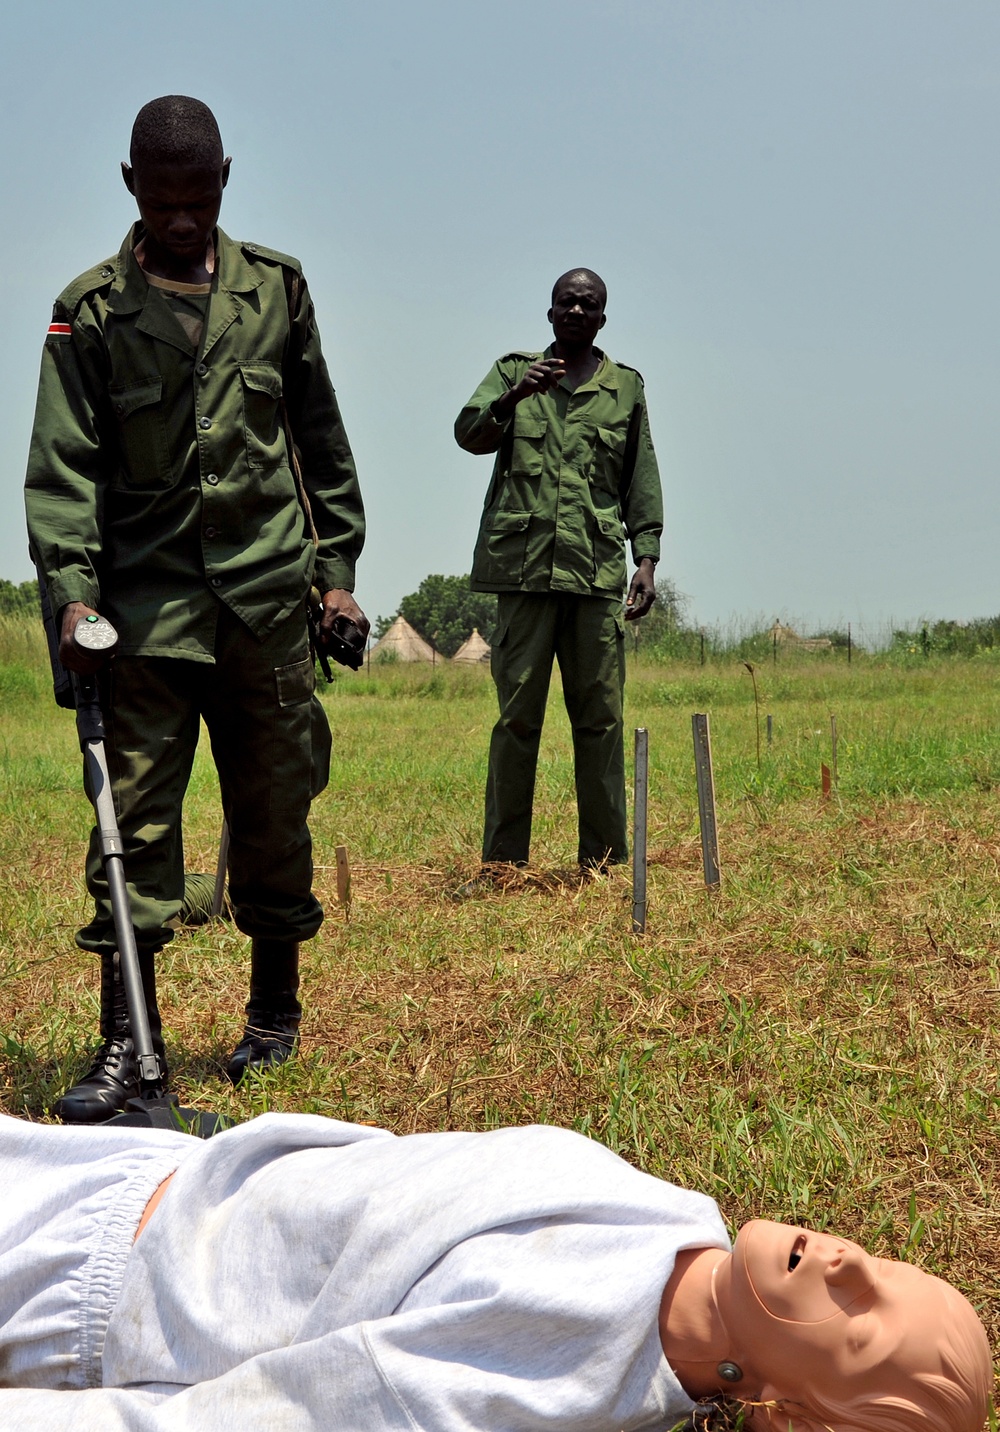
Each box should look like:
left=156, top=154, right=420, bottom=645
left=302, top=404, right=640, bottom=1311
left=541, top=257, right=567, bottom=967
left=629, top=576, right=702, bottom=658
left=892, top=616, right=1000, bottom=658
left=376, top=575, right=498, bottom=657
left=0, top=578, right=40, bottom=616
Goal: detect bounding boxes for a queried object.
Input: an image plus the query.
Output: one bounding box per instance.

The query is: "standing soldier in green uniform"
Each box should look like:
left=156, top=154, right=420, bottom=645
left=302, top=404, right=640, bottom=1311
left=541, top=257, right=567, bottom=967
left=455, top=269, right=661, bottom=874
left=24, top=96, right=368, bottom=1121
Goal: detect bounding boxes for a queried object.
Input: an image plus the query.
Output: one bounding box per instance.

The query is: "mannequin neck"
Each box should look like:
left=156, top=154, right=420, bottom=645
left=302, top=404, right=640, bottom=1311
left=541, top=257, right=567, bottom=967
left=659, top=1246, right=733, bottom=1398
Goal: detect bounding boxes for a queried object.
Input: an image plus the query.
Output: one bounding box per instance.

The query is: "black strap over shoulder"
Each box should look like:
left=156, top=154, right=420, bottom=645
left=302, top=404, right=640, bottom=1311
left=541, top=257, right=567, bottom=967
left=280, top=270, right=319, bottom=551
left=282, top=268, right=303, bottom=381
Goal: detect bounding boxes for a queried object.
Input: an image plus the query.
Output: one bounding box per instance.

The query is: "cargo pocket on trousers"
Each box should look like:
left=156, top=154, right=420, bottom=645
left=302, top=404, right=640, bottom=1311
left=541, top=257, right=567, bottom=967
left=310, top=694, right=332, bottom=798
left=489, top=611, right=511, bottom=680
left=275, top=656, right=315, bottom=707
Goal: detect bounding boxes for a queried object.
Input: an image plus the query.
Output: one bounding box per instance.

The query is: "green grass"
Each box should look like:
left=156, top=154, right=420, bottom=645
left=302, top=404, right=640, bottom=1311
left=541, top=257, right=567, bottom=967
left=2, top=619, right=1000, bottom=1359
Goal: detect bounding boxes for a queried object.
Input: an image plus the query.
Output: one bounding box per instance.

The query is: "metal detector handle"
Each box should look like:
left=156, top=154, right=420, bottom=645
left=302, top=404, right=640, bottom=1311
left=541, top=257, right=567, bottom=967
left=307, top=588, right=366, bottom=675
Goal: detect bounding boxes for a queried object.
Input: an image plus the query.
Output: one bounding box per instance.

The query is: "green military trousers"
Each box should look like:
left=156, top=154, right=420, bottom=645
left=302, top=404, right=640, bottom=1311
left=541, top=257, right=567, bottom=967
left=484, top=592, right=628, bottom=867
left=78, top=601, right=332, bottom=957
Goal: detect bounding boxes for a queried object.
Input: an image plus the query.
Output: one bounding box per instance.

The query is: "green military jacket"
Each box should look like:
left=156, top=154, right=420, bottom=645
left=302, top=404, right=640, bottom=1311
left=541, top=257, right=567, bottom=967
left=455, top=347, right=662, bottom=597
left=25, top=225, right=365, bottom=660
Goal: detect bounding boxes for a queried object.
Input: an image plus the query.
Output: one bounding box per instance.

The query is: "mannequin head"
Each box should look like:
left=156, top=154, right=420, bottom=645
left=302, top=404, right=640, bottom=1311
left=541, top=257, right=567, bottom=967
left=712, top=1221, right=992, bottom=1432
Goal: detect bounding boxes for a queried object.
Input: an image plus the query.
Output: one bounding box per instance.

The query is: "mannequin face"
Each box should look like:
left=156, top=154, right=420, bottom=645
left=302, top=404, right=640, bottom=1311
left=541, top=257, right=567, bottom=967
left=719, top=1220, right=981, bottom=1415
left=739, top=1219, right=883, bottom=1327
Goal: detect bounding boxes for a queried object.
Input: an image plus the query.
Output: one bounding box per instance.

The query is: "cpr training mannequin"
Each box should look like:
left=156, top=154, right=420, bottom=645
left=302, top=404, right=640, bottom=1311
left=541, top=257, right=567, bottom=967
left=0, top=1112, right=989, bottom=1432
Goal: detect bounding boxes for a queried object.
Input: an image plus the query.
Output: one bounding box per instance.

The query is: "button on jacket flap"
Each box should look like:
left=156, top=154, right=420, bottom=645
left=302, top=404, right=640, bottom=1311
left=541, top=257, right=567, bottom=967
left=112, top=379, right=162, bottom=418
left=237, top=362, right=282, bottom=399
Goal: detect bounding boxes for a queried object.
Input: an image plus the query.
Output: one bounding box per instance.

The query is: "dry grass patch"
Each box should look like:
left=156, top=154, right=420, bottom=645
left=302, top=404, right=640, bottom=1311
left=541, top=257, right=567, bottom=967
left=2, top=648, right=1000, bottom=1359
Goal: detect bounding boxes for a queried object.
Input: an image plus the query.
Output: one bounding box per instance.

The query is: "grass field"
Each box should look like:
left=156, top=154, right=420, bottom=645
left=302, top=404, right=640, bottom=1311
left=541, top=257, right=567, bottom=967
left=2, top=614, right=1000, bottom=1367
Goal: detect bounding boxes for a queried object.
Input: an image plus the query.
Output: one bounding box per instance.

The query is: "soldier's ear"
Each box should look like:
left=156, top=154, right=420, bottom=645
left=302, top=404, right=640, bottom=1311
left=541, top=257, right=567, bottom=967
left=598, top=312, right=607, bottom=330
left=221, top=157, right=232, bottom=189
left=547, top=307, right=554, bottom=325
left=121, top=162, right=136, bottom=196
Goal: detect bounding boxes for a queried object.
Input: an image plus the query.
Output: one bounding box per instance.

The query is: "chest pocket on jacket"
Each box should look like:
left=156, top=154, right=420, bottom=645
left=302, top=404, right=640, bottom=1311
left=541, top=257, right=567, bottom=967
left=510, top=416, right=547, bottom=477
left=238, top=362, right=284, bottom=469
left=591, top=424, right=626, bottom=497
left=110, top=377, right=173, bottom=489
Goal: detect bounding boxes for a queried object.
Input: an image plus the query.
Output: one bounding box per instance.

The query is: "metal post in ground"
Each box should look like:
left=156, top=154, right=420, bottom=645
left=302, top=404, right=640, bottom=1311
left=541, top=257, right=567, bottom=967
left=632, top=728, right=649, bottom=933
left=692, top=713, right=721, bottom=888
left=336, top=843, right=352, bottom=916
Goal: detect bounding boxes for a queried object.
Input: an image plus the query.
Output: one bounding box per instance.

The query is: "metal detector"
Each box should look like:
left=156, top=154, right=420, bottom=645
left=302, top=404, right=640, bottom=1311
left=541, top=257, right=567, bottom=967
left=43, top=591, right=225, bottom=1136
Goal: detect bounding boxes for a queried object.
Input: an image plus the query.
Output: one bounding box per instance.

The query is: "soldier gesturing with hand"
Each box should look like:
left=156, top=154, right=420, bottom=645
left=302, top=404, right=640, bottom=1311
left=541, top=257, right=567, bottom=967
left=456, top=268, right=662, bottom=875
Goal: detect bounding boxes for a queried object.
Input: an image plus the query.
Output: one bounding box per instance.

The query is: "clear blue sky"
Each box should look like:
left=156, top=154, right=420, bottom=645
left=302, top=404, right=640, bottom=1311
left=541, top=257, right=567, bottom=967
left=3, top=1, right=998, bottom=639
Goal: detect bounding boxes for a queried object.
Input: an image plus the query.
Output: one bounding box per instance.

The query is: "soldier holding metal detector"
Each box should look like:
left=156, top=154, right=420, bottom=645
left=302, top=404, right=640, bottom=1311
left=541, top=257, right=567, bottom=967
left=25, top=95, right=368, bottom=1121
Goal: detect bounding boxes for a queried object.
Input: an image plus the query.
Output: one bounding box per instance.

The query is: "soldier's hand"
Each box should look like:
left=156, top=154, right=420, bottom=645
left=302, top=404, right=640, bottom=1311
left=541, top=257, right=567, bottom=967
left=319, top=589, right=370, bottom=652
left=513, top=358, right=566, bottom=402
left=624, top=559, right=656, bottom=622
left=492, top=359, right=567, bottom=422
left=58, top=601, right=106, bottom=674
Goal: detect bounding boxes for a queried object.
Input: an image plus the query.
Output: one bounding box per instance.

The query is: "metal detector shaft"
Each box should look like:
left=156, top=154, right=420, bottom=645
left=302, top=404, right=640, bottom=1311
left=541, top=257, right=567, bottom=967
left=74, top=672, right=163, bottom=1093
left=211, top=820, right=230, bottom=918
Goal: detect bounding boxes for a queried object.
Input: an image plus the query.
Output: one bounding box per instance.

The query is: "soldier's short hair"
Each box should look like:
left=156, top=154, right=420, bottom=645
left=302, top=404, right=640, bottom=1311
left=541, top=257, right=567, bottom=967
left=551, top=269, right=607, bottom=308
left=130, top=96, right=224, bottom=170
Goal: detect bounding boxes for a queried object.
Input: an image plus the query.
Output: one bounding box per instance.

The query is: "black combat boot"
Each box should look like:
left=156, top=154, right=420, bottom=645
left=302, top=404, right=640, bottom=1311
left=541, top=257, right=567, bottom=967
left=54, top=950, right=167, bottom=1124
left=225, top=938, right=301, bottom=1084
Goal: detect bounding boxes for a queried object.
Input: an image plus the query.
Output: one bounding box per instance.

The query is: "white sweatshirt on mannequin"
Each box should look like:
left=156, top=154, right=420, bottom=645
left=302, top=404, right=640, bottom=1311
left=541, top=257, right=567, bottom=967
left=0, top=1112, right=730, bottom=1431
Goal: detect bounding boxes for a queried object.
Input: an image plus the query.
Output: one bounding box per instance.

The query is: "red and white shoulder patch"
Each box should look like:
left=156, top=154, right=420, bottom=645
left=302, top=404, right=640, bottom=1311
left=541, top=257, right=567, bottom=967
left=45, top=305, right=72, bottom=343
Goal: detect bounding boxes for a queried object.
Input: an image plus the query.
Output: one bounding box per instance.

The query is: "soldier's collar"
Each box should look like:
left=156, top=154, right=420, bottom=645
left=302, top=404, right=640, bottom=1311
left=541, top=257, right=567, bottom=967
left=105, top=225, right=262, bottom=315
left=214, top=228, right=264, bottom=295
left=104, top=224, right=151, bottom=315
left=594, top=351, right=619, bottom=391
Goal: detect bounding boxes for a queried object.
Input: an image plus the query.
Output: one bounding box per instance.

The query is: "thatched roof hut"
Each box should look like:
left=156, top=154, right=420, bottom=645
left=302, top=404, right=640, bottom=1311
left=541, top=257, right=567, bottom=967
left=369, top=615, right=438, bottom=663
left=452, top=627, right=491, bottom=664
left=768, top=621, right=832, bottom=652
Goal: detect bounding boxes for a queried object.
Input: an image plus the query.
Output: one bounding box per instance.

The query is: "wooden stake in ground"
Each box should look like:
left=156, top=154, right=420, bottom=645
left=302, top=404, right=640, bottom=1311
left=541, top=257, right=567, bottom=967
left=210, top=820, right=230, bottom=918
left=692, top=713, right=721, bottom=888
left=632, top=727, right=649, bottom=934
left=335, top=844, right=352, bottom=915
left=743, top=662, right=761, bottom=767
left=822, top=763, right=832, bottom=799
